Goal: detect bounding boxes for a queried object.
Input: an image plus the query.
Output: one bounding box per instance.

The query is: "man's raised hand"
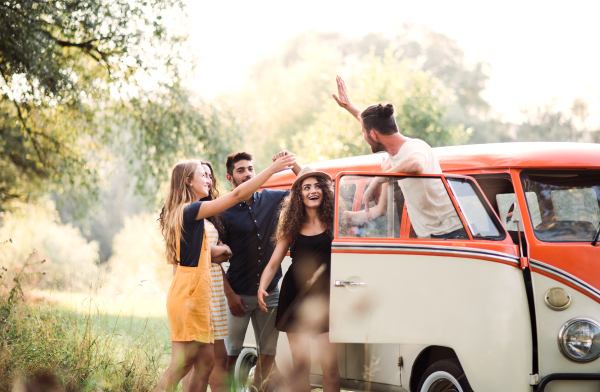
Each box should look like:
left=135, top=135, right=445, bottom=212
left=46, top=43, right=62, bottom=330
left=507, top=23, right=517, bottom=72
left=272, top=150, right=290, bottom=162
left=332, top=75, right=361, bottom=120
left=269, top=153, right=296, bottom=174
left=273, top=150, right=302, bottom=175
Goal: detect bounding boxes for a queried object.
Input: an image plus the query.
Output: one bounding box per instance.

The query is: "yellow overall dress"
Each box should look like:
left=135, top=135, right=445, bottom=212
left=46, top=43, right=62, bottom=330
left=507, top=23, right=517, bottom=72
left=166, top=229, right=214, bottom=343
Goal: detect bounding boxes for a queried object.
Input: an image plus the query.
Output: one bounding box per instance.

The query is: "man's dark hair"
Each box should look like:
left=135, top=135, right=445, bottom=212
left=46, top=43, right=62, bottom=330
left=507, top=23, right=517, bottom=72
left=360, top=103, right=398, bottom=135
left=226, top=151, right=254, bottom=176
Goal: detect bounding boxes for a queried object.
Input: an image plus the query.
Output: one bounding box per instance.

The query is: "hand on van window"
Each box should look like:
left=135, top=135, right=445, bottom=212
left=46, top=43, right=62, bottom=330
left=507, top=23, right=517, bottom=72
left=257, top=288, right=269, bottom=313
left=332, top=75, right=361, bottom=120
left=362, top=180, right=382, bottom=211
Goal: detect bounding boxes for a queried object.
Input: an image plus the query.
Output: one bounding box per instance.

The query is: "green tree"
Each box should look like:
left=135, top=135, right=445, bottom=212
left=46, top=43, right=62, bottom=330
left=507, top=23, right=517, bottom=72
left=0, top=0, right=237, bottom=212
left=229, top=34, right=467, bottom=166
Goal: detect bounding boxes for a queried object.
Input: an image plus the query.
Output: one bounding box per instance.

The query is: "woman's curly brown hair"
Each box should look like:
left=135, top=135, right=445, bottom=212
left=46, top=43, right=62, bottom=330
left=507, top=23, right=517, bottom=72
left=273, top=175, right=334, bottom=248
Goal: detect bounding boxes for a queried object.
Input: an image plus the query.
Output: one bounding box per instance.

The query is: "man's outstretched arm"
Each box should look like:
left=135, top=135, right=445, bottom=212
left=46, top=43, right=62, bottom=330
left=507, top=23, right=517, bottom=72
left=332, top=75, right=361, bottom=121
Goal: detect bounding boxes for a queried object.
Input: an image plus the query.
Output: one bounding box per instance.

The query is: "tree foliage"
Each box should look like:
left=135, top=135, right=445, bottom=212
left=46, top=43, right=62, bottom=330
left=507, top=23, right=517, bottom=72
left=516, top=98, right=600, bottom=143
left=0, top=0, right=237, bottom=212
left=230, top=30, right=469, bottom=167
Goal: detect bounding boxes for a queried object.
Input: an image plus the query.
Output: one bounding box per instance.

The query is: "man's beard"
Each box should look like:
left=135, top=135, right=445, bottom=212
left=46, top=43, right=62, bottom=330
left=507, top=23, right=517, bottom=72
left=232, top=176, right=252, bottom=187
left=366, top=134, right=386, bottom=153
left=370, top=143, right=385, bottom=153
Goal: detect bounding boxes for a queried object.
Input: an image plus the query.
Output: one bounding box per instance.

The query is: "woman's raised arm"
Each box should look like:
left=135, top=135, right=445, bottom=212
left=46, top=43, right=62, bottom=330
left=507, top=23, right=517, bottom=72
left=196, top=154, right=296, bottom=220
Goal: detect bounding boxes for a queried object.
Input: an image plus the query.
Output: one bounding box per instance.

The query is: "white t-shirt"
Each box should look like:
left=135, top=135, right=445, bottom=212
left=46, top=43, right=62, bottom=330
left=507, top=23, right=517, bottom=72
left=389, top=138, right=463, bottom=237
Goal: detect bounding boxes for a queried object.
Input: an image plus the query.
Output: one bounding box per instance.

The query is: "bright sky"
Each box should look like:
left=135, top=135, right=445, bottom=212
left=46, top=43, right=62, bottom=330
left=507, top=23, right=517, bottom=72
left=184, top=0, right=600, bottom=123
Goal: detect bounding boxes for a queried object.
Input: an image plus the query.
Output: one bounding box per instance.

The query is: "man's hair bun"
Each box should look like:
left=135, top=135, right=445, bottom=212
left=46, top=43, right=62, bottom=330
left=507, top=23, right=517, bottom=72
left=360, top=102, right=399, bottom=135
left=378, top=103, right=394, bottom=117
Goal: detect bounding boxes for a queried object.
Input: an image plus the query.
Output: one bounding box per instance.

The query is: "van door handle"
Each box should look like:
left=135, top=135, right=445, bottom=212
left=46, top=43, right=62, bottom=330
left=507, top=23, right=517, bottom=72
left=334, top=280, right=366, bottom=287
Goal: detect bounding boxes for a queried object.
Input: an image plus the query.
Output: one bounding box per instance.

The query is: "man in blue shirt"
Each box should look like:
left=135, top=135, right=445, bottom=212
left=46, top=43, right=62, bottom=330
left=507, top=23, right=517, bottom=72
left=222, top=150, right=301, bottom=391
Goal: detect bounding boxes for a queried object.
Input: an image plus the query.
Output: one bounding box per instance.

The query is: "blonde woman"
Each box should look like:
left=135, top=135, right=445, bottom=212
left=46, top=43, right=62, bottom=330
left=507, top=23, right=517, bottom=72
left=156, top=154, right=295, bottom=392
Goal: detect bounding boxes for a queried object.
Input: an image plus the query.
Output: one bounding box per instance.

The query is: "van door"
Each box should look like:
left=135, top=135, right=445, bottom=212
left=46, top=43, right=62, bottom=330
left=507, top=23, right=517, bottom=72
left=513, top=169, right=600, bottom=380
left=330, top=172, right=532, bottom=392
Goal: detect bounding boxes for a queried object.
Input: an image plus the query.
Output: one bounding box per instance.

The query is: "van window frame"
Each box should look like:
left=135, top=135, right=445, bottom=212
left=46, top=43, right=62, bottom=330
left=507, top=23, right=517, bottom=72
left=334, top=171, right=507, bottom=242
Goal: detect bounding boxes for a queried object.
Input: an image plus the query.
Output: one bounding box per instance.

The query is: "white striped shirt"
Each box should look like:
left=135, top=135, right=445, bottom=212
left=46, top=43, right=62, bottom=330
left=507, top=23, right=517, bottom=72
left=206, top=221, right=228, bottom=339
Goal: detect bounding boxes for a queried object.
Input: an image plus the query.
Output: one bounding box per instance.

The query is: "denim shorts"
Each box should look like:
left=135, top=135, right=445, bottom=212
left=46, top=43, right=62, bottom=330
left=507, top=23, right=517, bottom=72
left=224, top=287, right=280, bottom=356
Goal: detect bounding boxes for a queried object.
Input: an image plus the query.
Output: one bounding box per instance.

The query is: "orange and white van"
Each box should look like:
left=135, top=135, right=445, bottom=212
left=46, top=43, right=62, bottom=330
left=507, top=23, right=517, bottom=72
left=233, top=142, right=600, bottom=392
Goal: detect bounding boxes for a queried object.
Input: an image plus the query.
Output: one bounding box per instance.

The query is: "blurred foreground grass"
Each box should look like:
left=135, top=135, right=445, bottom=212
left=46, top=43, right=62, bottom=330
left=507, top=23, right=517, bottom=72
left=0, top=273, right=173, bottom=391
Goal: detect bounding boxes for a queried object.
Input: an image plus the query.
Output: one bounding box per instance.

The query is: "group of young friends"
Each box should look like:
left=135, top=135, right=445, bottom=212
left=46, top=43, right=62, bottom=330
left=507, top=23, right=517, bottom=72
left=154, top=76, right=467, bottom=392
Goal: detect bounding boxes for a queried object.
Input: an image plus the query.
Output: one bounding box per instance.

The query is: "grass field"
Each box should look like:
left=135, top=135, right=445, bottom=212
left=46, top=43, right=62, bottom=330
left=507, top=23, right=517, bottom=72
left=0, top=280, right=175, bottom=391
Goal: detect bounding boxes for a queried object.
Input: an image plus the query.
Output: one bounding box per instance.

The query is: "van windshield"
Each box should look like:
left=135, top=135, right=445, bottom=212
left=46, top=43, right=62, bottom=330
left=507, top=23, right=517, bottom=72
left=521, top=170, right=600, bottom=242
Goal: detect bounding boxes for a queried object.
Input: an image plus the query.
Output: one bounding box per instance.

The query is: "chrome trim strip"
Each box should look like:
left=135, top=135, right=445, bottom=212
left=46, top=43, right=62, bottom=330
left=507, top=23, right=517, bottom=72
left=530, top=259, right=600, bottom=301
left=332, top=242, right=520, bottom=265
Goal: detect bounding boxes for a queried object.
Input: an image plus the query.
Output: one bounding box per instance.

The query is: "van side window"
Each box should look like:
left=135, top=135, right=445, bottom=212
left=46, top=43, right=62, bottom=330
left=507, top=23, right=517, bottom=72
left=447, top=179, right=505, bottom=239
left=337, top=176, right=402, bottom=238
left=337, top=174, right=478, bottom=240
left=339, top=183, right=356, bottom=213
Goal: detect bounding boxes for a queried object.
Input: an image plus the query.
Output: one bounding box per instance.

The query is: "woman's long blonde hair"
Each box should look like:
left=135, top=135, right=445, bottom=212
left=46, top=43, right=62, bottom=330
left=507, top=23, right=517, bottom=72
left=159, top=159, right=203, bottom=264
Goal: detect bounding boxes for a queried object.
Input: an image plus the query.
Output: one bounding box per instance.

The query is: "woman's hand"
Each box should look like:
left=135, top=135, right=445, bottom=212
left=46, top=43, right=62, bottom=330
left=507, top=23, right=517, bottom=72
left=211, top=243, right=233, bottom=264
left=257, top=288, right=269, bottom=312
left=268, top=153, right=296, bottom=174
left=222, top=244, right=232, bottom=258
left=273, top=150, right=302, bottom=175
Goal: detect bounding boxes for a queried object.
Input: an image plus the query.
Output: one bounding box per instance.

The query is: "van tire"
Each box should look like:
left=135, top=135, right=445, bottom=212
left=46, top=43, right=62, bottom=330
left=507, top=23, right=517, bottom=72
left=233, top=347, right=257, bottom=392
left=417, top=359, right=473, bottom=392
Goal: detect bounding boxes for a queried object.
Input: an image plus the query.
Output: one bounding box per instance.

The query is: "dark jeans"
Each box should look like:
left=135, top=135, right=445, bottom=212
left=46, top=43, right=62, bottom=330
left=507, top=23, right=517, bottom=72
left=431, top=228, right=469, bottom=240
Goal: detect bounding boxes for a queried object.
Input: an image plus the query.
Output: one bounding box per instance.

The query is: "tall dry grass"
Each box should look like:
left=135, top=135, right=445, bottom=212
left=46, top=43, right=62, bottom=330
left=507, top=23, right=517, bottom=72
left=0, top=257, right=171, bottom=391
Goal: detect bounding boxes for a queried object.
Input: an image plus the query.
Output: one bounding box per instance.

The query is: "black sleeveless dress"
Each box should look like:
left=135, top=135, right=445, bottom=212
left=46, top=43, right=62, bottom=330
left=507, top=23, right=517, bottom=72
left=275, top=231, right=332, bottom=335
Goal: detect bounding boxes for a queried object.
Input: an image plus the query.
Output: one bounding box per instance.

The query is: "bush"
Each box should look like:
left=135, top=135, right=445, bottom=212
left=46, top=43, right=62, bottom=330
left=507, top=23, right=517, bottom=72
left=0, top=200, right=100, bottom=292
left=103, top=212, right=172, bottom=298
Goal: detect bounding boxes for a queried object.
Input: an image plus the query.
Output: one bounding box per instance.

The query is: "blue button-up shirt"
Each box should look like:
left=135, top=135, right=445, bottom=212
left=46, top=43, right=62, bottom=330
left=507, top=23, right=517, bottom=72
left=222, top=189, right=290, bottom=295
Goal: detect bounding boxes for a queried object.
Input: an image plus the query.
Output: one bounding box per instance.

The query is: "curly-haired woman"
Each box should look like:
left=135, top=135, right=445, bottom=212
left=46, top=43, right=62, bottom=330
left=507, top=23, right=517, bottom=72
left=257, top=166, right=388, bottom=392
left=155, top=154, right=295, bottom=392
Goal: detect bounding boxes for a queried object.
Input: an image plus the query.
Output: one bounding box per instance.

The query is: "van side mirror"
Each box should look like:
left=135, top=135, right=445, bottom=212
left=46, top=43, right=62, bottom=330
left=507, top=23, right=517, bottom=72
left=506, top=202, right=519, bottom=224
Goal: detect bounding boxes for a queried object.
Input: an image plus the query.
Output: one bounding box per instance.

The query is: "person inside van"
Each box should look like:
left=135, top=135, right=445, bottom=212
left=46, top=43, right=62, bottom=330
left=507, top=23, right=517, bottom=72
left=332, top=75, right=468, bottom=239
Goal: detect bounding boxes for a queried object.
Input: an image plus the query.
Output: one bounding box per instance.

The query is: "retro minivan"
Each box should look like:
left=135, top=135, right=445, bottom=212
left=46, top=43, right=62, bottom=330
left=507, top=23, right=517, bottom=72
left=232, top=142, right=600, bottom=392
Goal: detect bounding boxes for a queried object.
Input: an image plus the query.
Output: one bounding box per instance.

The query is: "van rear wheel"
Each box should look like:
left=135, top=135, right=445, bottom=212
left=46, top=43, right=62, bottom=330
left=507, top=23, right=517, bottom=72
left=417, top=359, right=473, bottom=392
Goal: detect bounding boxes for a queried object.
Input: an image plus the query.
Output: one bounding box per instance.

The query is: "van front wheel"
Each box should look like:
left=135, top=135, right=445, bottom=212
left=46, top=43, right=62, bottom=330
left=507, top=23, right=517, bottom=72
left=417, top=359, right=473, bottom=392
left=233, top=347, right=257, bottom=392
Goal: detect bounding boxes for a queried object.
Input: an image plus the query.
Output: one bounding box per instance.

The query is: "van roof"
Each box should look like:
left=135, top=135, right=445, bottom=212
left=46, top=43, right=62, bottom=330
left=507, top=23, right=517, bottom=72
left=263, top=142, right=600, bottom=188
